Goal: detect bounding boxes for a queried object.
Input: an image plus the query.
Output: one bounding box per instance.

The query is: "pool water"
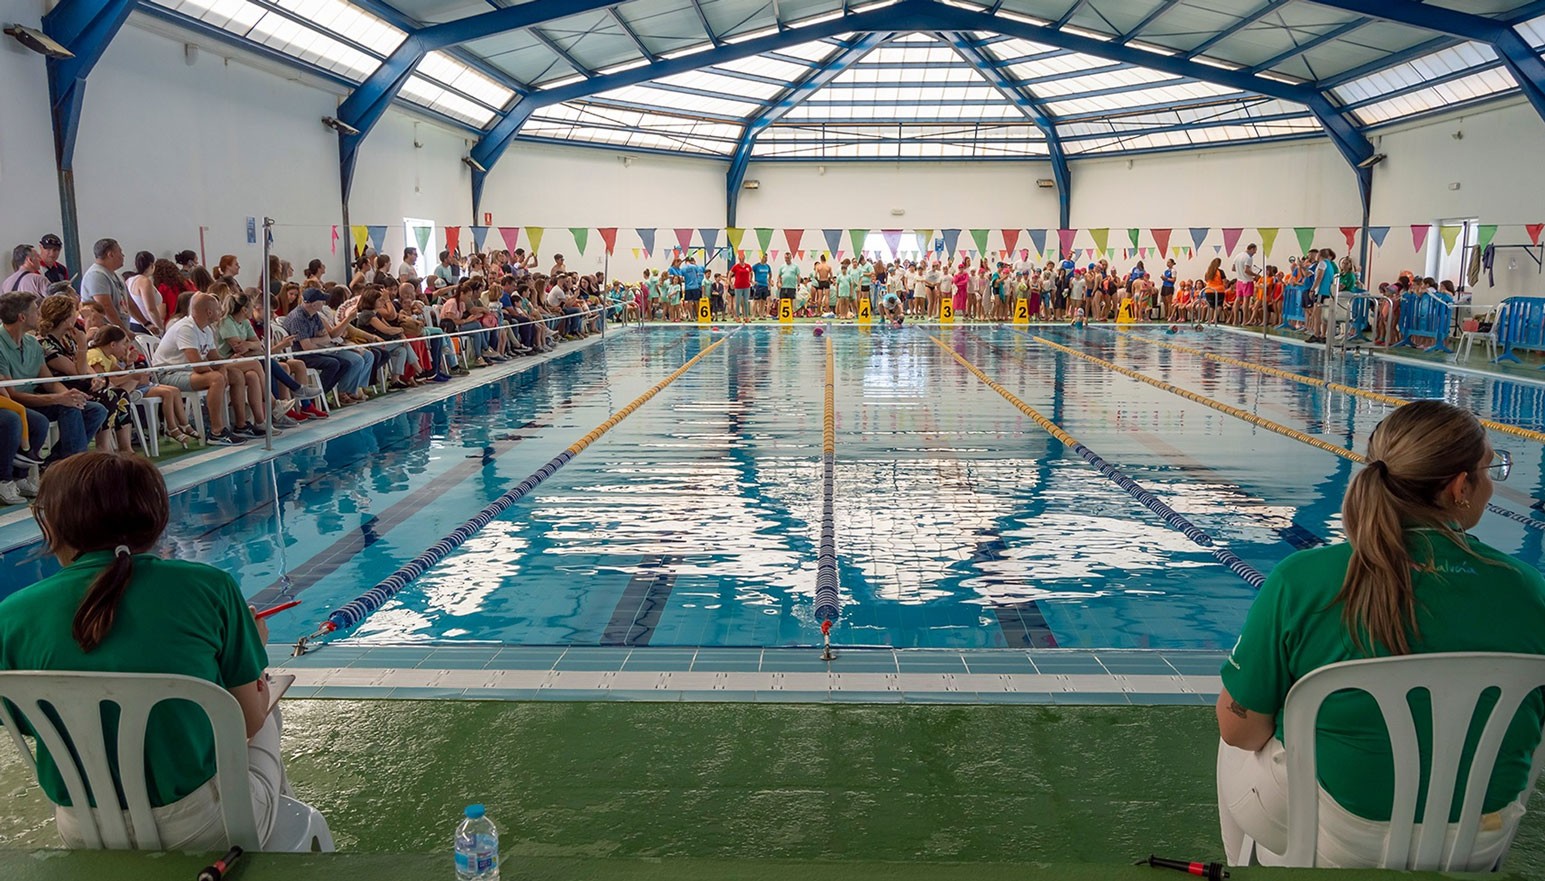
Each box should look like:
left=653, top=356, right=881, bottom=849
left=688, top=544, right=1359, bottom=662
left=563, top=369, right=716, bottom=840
left=3, top=324, right=1543, bottom=652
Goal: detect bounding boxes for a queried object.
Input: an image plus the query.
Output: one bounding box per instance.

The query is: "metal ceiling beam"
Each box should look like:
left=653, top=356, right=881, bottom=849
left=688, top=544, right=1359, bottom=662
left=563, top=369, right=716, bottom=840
left=1118, top=0, right=1186, bottom=42
left=1055, top=0, right=1092, bottom=29
left=725, top=32, right=890, bottom=224
left=335, top=0, right=618, bottom=209
left=1186, top=0, right=1293, bottom=59
left=689, top=0, right=725, bottom=47
left=1304, top=0, right=1545, bottom=125
left=949, top=33, right=1070, bottom=225
left=1246, top=17, right=1369, bottom=74
left=41, top=0, right=137, bottom=273
left=1318, top=35, right=1458, bottom=89
left=531, top=28, right=597, bottom=78
left=472, top=0, right=1375, bottom=212
left=610, top=7, right=658, bottom=60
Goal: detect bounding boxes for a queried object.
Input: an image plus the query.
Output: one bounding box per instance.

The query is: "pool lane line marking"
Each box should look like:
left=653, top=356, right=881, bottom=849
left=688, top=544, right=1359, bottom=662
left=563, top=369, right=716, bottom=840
left=246, top=334, right=694, bottom=610
left=599, top=555, right=678, bottom=646
left=1115, top=330, right=1545, bottom=446
left=930, top=335, right=1266, bottom=590
left=312, top=332, right=736, bottom=643
left=1034, top=333, right=1545, bottom=534
left=971, top=333, right=1329, bottom=553
left=815, top=332, right=840, bottom=624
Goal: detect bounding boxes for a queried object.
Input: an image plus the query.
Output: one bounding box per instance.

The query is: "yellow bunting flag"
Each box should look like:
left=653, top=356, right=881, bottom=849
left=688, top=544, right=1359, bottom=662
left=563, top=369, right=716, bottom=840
left=351, top=225, right=369, bottom=254
left=1257, top=227, right=1279, bottom=257
left=524, top=226, right=545, bottom=255
left=1089, top=228, right=1110, bottom=254
left=1439, top=225, right=1462, bottom=255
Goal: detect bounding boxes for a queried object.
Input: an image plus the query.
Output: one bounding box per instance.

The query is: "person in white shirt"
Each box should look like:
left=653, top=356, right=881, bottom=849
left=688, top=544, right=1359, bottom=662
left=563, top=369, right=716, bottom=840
left=396, top=247, right=419, bottom=282
left=152, top=293, right=242, bottom=445
left=1229, top=244, right=1254, bottom=323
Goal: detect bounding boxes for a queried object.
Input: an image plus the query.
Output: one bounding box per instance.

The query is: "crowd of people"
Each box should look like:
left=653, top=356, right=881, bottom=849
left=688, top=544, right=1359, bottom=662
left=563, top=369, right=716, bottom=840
left=0, top=235, right=618, bottom=507
left=626, top=246, right=1460, bottom=342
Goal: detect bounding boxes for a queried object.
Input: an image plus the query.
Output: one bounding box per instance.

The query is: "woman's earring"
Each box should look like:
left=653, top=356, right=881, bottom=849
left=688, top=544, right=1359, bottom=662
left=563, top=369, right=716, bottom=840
left=1458, top=498, right=1473, bottom=510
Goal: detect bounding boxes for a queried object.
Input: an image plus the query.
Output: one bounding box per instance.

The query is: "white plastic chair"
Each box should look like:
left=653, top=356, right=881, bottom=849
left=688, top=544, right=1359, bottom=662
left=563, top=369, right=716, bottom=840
left=1275, top=653, right=1545, bottom=870
left=1458, top=328, right=1499, bottom=363
left=0, top=671, right=332, bottom=853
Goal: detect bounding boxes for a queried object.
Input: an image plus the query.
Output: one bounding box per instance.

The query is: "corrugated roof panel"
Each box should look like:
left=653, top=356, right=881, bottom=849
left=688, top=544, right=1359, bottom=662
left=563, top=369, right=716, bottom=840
left=1352, top=67, right=1515, bottom=124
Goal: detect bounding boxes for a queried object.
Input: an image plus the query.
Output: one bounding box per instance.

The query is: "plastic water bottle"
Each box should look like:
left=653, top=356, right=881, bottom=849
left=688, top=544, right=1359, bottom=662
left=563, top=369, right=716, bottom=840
left=454, top=804, right=499, bottom=880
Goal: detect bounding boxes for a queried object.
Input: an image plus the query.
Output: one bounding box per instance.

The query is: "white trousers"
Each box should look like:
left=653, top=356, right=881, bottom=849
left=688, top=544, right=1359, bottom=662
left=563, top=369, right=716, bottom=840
left=1216, top=737, right=1522, bottom=870
left=57, top=705, right=289, bottom=851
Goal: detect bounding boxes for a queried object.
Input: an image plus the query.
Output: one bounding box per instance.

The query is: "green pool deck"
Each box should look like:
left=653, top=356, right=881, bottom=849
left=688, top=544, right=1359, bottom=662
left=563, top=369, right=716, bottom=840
left=4, top=701, right=1545, bottom=878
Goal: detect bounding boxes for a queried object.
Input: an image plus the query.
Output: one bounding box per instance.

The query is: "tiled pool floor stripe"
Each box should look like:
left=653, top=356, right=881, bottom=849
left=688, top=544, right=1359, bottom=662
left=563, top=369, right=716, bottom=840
left=600, top=555, right=678, bottom=646
left=269, top=647, right=1225, bottom=704
left=245, top=413, right=560, bottom=608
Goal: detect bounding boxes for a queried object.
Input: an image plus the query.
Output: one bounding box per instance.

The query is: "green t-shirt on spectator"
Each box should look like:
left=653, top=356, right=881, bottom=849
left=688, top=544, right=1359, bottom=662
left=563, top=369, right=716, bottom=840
left=215, top=315, right=257, bottom=359
left=778, top=264, right=801, bottom=290
left=1221, top=529, right=1545, bottom=821
left=0, top=552, right=266, bottom=808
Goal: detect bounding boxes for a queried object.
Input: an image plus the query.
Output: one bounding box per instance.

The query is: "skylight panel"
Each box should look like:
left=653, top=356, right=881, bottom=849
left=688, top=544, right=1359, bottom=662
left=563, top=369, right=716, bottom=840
left=272, top=0, right=403, bottom=51
left=659, top=70, right=783, bottom=100
left=1352, top=68, right=1514, bottom=125
left=421, top=51, right=516, bottom=108
left=1518, top=14, right=1545, bottom=48
left=779, top=41, right=841, bottom=62
left=716, top=56, right=811, bottom=80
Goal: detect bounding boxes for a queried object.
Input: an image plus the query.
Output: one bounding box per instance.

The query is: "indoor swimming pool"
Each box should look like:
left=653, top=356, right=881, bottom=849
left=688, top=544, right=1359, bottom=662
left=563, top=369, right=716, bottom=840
left=4, top=324, right=1544, bottom=654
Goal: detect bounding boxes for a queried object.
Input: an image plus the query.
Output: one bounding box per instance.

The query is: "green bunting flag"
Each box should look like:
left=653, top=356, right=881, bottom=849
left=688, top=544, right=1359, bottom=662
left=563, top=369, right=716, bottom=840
left=570, top=227, right=589, bottom=255
left=1127, top=228, right=1140, bottom=249
left=849, top=229, right=869, bottom=256
left=1294, top=227, right=1315, bottom=254
left=1476, top=224, right=1499, bottom=251
left=755, top=228, right=774, bottom=255
left=411, top=225, right=431, bottom=255
left=970, top=229, right=990, bottom=257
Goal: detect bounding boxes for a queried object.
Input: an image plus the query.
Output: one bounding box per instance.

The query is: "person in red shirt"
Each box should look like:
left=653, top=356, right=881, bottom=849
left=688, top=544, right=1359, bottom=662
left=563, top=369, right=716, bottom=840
left=730, top=257, right=753, bottom=323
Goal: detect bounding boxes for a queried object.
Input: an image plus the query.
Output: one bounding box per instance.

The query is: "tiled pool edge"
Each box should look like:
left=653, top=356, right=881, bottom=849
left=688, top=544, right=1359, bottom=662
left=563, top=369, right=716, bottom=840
left=268, top=645, right=1225, bottom=706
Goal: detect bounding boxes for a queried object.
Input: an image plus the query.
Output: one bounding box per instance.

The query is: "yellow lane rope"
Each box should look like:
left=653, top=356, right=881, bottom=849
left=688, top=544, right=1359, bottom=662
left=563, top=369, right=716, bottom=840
left=1033, top=335, right=1362, bottom=464
left=1116, top=330, right=1545, bottom=445
left=824, top=333, right=835, bottom=456
left=563, top=334, right=732, bottom=455
left=1035, top=332, right=1545, bottom=534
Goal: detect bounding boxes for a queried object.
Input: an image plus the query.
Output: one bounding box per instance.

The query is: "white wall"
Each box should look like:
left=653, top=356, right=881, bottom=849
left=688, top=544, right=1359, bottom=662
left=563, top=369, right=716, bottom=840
left=0, top=1, right=65, bottom=251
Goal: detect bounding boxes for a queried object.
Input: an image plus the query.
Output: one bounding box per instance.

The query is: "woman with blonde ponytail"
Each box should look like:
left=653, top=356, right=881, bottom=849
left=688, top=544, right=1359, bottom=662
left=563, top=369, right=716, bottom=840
left=0, top=453, right=307, bottom=849
left=1216, top=400, right=1545, bottom=868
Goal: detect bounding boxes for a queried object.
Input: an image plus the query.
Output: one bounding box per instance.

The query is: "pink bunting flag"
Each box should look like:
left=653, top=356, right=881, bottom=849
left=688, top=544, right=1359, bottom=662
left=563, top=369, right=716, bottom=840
left=1411, top=224, right=1431, bottom=252
left=1056, top=228, right=1076, bottom=257
left=674, top=228, right=694, bottom=253
left=1221, top=228, right=1243, bottom=256
left=1150, top=228, right=1172, bottom=256
left=499, top=227, right=521, bottom=253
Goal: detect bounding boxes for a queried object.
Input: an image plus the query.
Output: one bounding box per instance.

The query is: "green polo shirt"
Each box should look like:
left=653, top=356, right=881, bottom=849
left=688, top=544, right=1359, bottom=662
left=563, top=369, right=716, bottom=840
left=1222, top=529, right=1545, bottom=821
left=0, top=329, right=45, bottom=392
left=0, top=552, right=266, bottom=808
left=778, top=264, right=800, bottom=290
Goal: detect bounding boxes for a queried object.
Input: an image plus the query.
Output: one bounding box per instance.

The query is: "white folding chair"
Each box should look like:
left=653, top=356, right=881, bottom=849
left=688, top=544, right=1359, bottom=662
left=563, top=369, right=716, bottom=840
left=1267, top=653, right=1545, bottom=871
left=0, top=671, right=331, bottom=853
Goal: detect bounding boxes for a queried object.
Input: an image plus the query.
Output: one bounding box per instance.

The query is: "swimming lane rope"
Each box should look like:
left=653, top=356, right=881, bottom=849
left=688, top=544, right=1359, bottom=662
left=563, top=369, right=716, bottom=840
left=1116, top=330, right=1545, bottom=446
left=815, top=332, right=839, bottom=625
left=300, top=332, right=736, bottom=650
left=1037, top=333, right=1545, bottom=534
left=930, top=335, right=1265, bottom=589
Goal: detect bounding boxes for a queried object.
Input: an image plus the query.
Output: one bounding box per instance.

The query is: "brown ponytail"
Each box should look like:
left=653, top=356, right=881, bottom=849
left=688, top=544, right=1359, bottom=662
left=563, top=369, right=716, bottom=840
left=1338, top=400, right=1489, bottom=654
left=31, top=453, right=169, bottom=653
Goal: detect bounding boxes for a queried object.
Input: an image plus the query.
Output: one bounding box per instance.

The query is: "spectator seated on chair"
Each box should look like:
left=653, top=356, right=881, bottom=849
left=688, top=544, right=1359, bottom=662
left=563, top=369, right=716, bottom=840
left=151, top=293, right=245, bottom=446
left=0, top=452, right=313, bottom=849
left=1216, top=400, right=1545, bottom=868
left=3, top=243, right=49, bottom=299
left=0, top=292, right=109, bottom=466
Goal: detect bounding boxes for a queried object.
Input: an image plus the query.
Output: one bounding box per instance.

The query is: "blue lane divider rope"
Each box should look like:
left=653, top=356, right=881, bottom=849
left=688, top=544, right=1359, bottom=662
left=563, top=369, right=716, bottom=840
left=931, top=334, right=1266, bottom=590
left=305, top=332, right=735, bottom=646
left=815, top=332, right=839, bottom=623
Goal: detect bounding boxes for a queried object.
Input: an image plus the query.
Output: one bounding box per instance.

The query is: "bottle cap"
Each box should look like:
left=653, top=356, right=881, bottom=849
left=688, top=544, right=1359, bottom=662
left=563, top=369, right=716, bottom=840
left=465, top=804, right=485, bottom=819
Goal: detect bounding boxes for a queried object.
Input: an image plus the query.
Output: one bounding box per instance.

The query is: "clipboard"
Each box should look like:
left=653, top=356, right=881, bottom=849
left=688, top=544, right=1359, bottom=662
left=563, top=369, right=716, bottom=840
left=266, top=673, right=295, bottom=714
